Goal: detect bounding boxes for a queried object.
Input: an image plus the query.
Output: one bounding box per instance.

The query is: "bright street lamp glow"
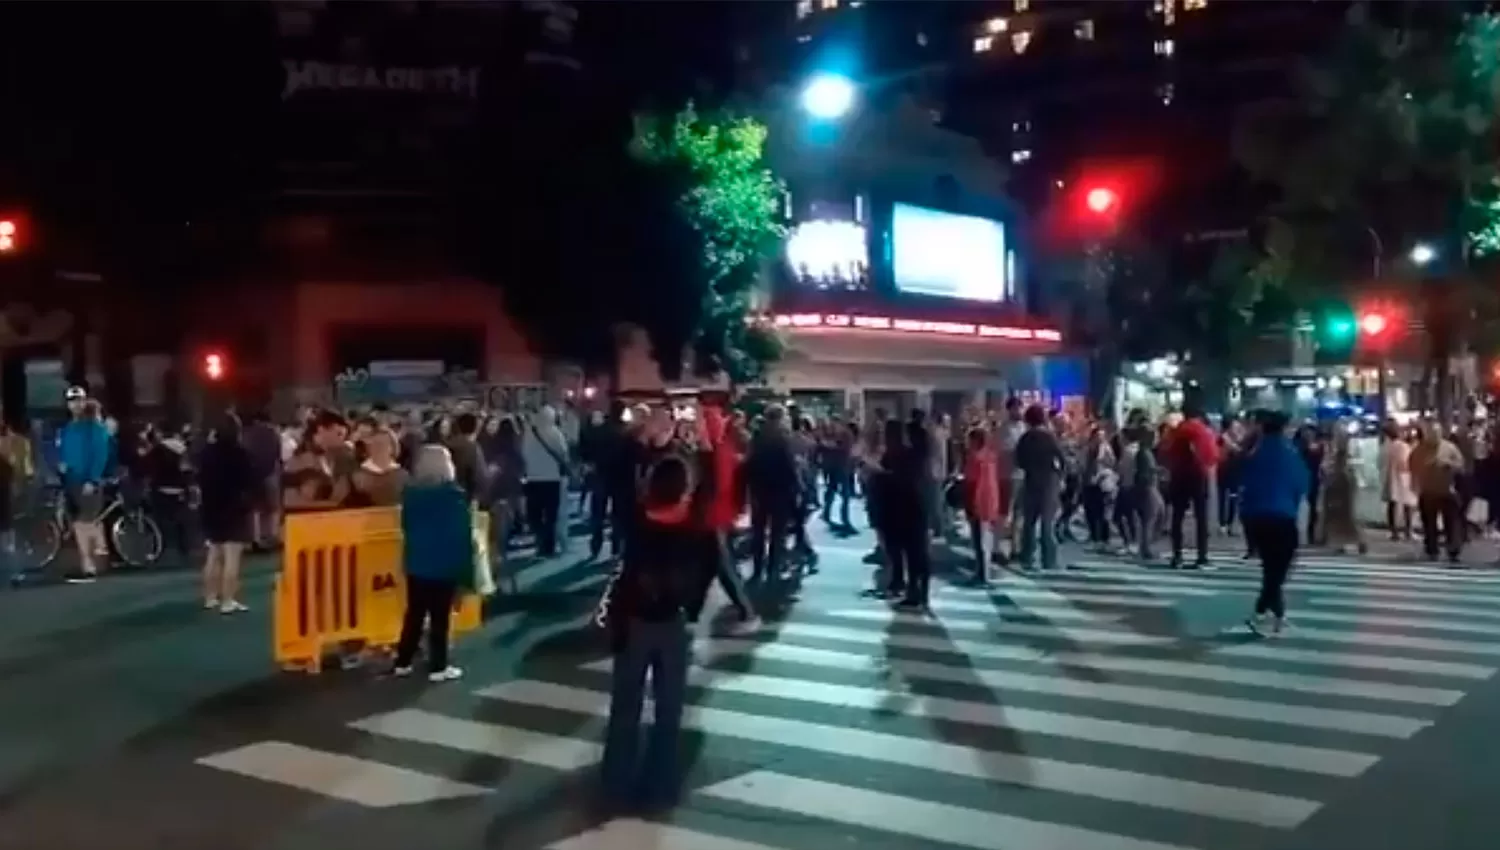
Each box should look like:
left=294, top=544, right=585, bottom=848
left=1409, top=243, right=1436, bottom=265
left=800, top=73, right=856, bottom=120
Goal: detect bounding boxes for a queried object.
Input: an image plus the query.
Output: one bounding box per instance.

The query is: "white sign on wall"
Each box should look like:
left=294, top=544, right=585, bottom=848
left=282, top=61, right=481, bottom=100
left=785, top=220, right=869, bottom=290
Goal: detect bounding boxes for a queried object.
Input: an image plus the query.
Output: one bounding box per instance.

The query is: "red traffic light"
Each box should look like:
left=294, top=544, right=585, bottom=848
left=203, top=352, right=226, bottom=381
left=1358, top=312, right=1389, bottom=337
left=0, top=220, right=17, bottom=253
left=1085, top=187, right=1119, bottom=215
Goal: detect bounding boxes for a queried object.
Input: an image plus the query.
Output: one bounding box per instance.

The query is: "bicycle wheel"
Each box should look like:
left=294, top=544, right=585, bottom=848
left=111, top=511, right=164, bottom=568
left=14, top=515, right=62, bottom=571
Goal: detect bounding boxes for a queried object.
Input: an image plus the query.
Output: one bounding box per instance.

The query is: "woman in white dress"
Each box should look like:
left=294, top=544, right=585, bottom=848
left=1379, top=422, right=1416, bottom=540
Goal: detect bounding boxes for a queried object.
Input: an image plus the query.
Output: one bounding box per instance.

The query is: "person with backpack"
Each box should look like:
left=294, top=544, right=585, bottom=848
left=1162, top=404, right=1219, bottom=569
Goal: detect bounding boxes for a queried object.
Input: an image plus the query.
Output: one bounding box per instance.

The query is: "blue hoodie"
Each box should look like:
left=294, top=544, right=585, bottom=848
left=1237, top=433, right=1309, bottom=521
left=400, top=482, right=475, bottom=584
left=59, top=419, right=112, bottom=486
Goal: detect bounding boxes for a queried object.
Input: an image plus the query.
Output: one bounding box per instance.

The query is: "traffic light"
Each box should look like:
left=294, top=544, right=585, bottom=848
left=203, top=352, right=226, bottom=381
left=1085, top=187, right=1119, bottom=215
left=1322, top=312, right=1356, bottom=342
left=1358, top=311, right=1389, bottom=339
left=0, top=219, right=17, bottom=253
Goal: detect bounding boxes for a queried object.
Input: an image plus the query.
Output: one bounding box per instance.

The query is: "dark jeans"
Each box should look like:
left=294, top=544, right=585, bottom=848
left=1245, top=514, right=1298, bottom=618
left=1169, top=479, right=1209, bottom=564
left=749, top=500, right=793, bottom=580
left=148, top=489, right=194, bottom=560
left=688, top=532, right=754, bottom=621
left=524, top=480, right=563, bottom=557
left=589, top=485, right=629, bottom=557
left=394, top=576, right=457, bottom=670
left=1217, top=478, right=1239, bottom=530
left=1418, top=492, right=1463, bottom=559
left=601, top=618, right=690, bottom=805
left=887, top=525, right=931, bottom=603
left=821, top=467, right=854, bottom=527
left=1082, top=485, right=1109, bottom=544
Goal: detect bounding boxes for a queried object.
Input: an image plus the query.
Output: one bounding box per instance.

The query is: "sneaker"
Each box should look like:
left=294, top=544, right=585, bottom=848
left=1245, top=613, right=1270, bottom=636
left=1193, top=559, right=1215, bottom=572
left=1270, top=616, right=1289, bottom=637
left=428, top=666, right=464, bottom=683
left=388, top=665, right=414, bottom=678
left=65, top=571, right=98, bottom=584
left=219, top=600, right=248, bottom=614
left=730, top=616, right=763, bottom=635
left=204, top=597, right=220, bottom=610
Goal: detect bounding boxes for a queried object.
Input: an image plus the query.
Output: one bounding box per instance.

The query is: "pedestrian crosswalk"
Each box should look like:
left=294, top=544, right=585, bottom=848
left=194, top=550, right=1500, bottom=850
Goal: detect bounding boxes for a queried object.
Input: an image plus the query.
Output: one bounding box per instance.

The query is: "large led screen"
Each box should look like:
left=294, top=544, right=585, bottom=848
left=891, top=203, right=1007, bottom=302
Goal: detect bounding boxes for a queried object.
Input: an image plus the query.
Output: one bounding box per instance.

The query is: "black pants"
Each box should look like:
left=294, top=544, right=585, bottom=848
left=524, top=479, right=563, bottom=556
left=1245, top=515, right=1297, bottom=618
left=749, top=500, right=793, bottom=580
left=1082, top=485, right=1109, bottom=544
left=1217, top=478, right=1239, bottom=531
left=1418, top=493, right=1463, bottom=559
left=887, top=525, right=931, bottom=604
left=148, top=489, right=194, bottom=559
left=589, top=485, right=630, bottom=558
left=1169, top=480, right=1209, bottom=564
left=1305, top=486, right=1321, bottom=545
left=395, top=576, right=457, bottom=670
left=821, top=468, right=854, bottom=527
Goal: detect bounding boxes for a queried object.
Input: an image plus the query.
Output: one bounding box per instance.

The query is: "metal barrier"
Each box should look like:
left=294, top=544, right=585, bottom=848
left=274, top=507, right=485, bottom=674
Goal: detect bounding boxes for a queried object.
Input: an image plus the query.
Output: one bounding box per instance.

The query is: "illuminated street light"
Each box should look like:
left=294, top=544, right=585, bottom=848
left=800, top=73, right=857, bottom=120
left=1409, top=243, right=1436, bottom=266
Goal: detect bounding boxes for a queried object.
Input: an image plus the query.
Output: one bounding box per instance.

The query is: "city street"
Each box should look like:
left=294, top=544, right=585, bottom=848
left=2, top=523, right=1500, bottom=850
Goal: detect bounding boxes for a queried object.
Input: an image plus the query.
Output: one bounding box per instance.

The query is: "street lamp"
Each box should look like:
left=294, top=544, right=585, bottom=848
left=1409, top=243, right=1437, bottom=266
left=800, top=72, right=856, bottom=121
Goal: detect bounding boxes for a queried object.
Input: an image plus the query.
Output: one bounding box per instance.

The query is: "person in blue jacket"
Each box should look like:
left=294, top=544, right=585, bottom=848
left=1237, top=409, right=1309, bottom=637
left=393, top=444, right=474, bottom=682
left=58, top=396, right=113, bottom=583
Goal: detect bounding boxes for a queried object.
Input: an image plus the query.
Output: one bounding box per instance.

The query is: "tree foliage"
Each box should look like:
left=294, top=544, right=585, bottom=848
left=628, top=105, right=788, bottom=384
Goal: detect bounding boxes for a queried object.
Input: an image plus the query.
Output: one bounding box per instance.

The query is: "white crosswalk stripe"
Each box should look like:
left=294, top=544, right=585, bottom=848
left=193, top=550, right=1500, bottom=849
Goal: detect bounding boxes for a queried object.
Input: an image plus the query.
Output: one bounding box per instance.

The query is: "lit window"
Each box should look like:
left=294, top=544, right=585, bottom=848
left=916, top=31, right=928, bottom=47
left=1184, top=0, right=1206, bottom=9
left=796, top=0, right=814, bottom=19
left=797, top=33, right=812, bottom=43
left=985, top=17, right=1008, bottom=34
left=1014, top=0, right=1030, bottom=11
left=1154, top=38, right=1174, bottom=56
left=973, top=36, right=994, bottom=53
left=1075, top=19, right=1095, bottom=41
left=1011, top=149, right=1033, bottom=164
left=819, top=0, right=839, bottom=9
left=1011, top=31, right=1032, bottom=54
left=1157, top=82, right=1175, bottom=105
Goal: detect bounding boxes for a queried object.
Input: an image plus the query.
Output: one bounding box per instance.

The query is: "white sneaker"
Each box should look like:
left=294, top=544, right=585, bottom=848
left=389, top=665, right=413, bottom=678
left=428, top=666, right=464, bottom=682
left=1245, top=613, right=1271, bottom=636
left=219, top=600, right=248, bottom=614
left=1270, top=616, right=1289, bottom=637
left=730, top=616, right=763, bottom=635
left=204, top=597, right=220, bottom=610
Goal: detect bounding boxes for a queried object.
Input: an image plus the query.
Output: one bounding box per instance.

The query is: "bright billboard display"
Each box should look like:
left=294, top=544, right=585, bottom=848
left=890, top=203, right=1008, bottom=302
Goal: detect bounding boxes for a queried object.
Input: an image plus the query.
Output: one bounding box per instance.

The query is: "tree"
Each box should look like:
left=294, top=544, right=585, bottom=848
left=1234, top=3, right=1500, bottom=414
left=627, top=105, right=788, bottom=384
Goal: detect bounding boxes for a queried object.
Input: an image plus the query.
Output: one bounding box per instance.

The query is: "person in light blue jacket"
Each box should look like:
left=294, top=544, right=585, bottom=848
left=58, top=398, right=113, bottom=582
left=1237, top=410, right=1309, bottom=637
left=393, top=445, right=474, bottom=682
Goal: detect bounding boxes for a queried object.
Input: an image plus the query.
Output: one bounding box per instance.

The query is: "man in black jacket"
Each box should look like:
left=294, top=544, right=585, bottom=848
left=744, top=404, right=800, bottom=583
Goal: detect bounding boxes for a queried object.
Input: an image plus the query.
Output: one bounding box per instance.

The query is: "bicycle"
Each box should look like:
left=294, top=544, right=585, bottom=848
left=13, top=479, right=165, bottom=572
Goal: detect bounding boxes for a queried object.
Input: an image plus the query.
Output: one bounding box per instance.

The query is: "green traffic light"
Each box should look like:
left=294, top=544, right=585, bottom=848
left=1325, top=317, right=1355, bottom=338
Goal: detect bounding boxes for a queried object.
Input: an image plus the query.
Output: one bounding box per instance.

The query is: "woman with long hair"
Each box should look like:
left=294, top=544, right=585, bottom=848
left=962, top=426, right=1002, bottom=583
left=198, top=413, right=257, bottom=613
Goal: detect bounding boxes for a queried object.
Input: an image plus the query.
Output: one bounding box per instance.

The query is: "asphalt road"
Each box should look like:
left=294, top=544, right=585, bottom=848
left=2, top=525, right=1500, bottom=850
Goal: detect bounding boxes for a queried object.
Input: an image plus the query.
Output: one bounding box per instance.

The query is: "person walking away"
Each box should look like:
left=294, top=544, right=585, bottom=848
left=599, top=444, right=717, bottom=811
left=1012, top=404, right=1064, bottom=572
left=445, top=412, right=487, bottom=506
left=1216, top=419, right=1245, bottom=536
left=488, top=417, right=526, bottom=566
left=1239, top=410, right=1308, bottom=637
left=1410, top=420, right=1466, bottom=565
left=521, top=406, right=570, bottom=557
left=242, top=410, right=284, bottom=552
left=995, top=398, right=1027, bottom=562
left=198, top=414, right=258, bottom=613
left=58, top=399, right=112, bottom=583
left=693, top=404, right=758, bottom=630
left=0, top=417, right=31, bottom=584
left=1381, top=421, right=1416, bottom=540
left=879, top=419, right=930, bottom=608
left=1297, top=425, right=1327, bottom=545
left=1321, top=430, right=1367, bottom=555
left=866, top=419, right=904, bottom=596
left=744, top=404, right=800, bottom=585
left=392, top=445, right=472, bottom=682
left=961, top=426, right=1001, bottom=584
left=928, top=413, right=952, bottom=537
left=1163, top=405, right=1218, bottom=569
left=819, top=419, right=856, bottom=529
left=140, top=425, right=193, bottom=566
left=349, top=427, right=408, bottom=507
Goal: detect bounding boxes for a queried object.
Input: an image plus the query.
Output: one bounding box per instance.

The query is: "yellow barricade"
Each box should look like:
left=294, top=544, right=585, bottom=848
left=274, top=507, right=488, bottom=674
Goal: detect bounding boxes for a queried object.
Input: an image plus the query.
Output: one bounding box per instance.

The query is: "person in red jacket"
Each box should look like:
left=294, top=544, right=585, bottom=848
left=687, top=403, right=759, bottom=631
left=1162, top=406, right=1220, bottom=569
